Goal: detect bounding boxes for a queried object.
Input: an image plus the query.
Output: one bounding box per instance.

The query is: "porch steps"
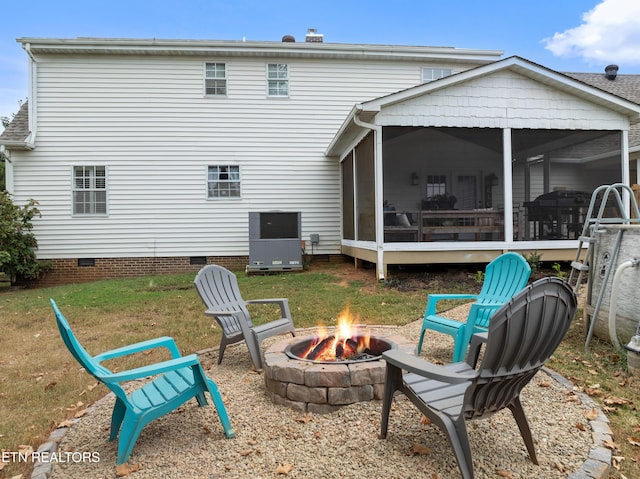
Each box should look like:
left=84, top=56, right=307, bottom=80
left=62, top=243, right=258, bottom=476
left=567, top=184, right=640, bottom=352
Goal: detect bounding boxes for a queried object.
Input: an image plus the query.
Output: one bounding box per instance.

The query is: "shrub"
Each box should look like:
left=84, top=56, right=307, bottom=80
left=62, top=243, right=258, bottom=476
left=0, top=191, right=50, bottom=285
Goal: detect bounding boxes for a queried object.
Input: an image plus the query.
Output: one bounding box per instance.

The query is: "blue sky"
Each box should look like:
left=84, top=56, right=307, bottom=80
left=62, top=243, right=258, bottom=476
left=2, top=0, right=640, bottom=121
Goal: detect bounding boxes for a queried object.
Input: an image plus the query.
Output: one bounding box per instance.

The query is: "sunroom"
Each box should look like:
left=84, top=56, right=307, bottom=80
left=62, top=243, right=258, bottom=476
left=326, top=57, right=640, bottom=280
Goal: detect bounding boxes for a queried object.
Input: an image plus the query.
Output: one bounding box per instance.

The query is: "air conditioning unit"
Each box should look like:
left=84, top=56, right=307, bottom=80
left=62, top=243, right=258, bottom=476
left=247, top=212, right=302, bottom=272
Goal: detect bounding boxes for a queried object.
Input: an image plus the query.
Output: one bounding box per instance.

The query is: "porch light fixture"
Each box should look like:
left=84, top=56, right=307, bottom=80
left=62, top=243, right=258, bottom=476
left=411, top=172, right=419, bottom=185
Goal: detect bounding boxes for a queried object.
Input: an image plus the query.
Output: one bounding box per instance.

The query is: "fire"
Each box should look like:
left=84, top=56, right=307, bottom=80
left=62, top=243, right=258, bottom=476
left=298, top=305, right=371, bottom=362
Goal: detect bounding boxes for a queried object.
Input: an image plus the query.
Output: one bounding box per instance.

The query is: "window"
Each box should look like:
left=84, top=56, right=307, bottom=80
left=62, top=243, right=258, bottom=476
left=422, top=68, right=452, bottom=83
left=267, top=63, right=288, bottom=97
left=205, top=62, right=227, bottom=96
left=73, top=166, right=107, bottom=215
left=208, top=165, right=240, bottom=198
left=426, top=175, right=447, bottom=197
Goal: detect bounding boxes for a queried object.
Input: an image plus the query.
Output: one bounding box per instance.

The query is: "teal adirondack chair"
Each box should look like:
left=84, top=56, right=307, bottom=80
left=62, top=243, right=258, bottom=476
left=416, top=252, right=531, bottom=362
left=50, top=299, right=235, bottom=465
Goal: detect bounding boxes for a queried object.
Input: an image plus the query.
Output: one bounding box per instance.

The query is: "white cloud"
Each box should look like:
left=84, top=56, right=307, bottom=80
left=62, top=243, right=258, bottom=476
left=543, top=0, right=640, bottom=66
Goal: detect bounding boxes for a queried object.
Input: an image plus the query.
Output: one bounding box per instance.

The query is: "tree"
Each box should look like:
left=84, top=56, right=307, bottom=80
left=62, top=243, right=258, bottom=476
left=0, top=191, right=50, bottom=285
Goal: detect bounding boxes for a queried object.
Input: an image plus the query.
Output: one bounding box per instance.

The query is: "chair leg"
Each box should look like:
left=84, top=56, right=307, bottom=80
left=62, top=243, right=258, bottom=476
left=416, top=327, right=426, bottom=355
left=442, top=415, right=475, bottom=479
left=247, top=331, right=263, bottom=370
left=452, top=326, right=469, bottom=362
left=206, top=379, right=235, bottom=438
left=117, top=415, right=145, bottom=465
left=508, top=397, right=538, bottom=465
left=218, top=336, right=230, bottom=365
left=379, top=363, right=402, bottom=439
left=109, top=398, right=126, bottom=441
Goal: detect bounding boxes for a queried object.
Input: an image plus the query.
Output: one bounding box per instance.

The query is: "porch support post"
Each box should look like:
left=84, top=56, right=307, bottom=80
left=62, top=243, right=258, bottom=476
left=502, top=128, right=514, bottom=243
left=621, top=129, right=631, bottom=215
left=354, top=107, right=385, bottom=280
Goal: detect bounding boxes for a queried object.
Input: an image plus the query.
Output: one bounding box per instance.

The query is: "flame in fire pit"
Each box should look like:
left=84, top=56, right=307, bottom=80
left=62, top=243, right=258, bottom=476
left=297, top=305, right=372, bottom=362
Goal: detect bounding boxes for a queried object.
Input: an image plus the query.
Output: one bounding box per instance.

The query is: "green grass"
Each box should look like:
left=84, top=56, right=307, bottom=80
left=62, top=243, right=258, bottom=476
left=0, top=262, right=637, bottom=479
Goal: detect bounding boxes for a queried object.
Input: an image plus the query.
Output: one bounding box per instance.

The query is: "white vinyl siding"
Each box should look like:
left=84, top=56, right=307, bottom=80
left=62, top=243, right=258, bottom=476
left=9, top=52, right=476, bottom=258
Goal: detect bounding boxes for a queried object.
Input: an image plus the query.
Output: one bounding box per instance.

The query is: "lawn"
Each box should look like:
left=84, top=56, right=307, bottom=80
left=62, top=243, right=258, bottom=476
left=0, top=261, right=637, bottom=478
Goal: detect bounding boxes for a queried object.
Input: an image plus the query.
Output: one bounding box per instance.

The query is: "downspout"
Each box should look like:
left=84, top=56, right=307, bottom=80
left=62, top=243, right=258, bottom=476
left=353, top=106, right=385, bottom=280
left=22, top=43, right=37, bottom=149
left=1, top=146, right=14, bottom=193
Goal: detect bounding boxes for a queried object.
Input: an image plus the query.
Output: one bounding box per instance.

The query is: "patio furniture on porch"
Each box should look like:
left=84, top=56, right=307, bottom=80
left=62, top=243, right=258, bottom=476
left=50, top=299, right=234, bottom=465
left=194, top=264, right=296, bottom=370
left=380, top=277, right=577, bottom=479
left=416, top=252, right=531, bottom=362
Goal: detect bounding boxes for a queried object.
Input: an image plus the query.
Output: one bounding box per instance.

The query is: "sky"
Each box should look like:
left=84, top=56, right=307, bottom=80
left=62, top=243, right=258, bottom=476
left=2, top=0, right=640, bottom=121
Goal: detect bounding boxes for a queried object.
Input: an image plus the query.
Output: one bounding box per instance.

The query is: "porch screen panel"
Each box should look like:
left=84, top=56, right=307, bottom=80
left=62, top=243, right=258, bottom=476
left=342, top=152, right=355, bottom=240
left=355, top=133, right=375, bottom=241
left=512, top=129, right=623, bottom=241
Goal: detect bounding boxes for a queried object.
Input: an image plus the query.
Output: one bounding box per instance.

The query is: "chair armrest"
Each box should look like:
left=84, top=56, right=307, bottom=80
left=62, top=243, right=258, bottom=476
left=464, top=302, right=503, bottom=329
left=245, top=298, right=292, bottom=320
left=425, top=293, right=478, bottom=316
left=100, top=354, right=201, bottom=383
left=93, top=336, right=182, bottom=363
left=382, top=350, right=479, bottom=383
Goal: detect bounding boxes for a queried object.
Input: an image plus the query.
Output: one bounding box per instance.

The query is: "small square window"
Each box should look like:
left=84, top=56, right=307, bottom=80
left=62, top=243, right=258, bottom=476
left=205, top=62, right=227, bottom=95
left=208, top=165, right=240, bottom=198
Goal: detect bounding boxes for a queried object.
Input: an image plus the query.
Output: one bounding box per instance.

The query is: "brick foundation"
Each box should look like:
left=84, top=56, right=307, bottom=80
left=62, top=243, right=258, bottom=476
left=31, top=254, right=345, bottom=287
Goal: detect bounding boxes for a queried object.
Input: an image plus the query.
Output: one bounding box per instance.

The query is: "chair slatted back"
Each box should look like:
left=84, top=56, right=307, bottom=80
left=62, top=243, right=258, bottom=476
left=464, top=277, right=576, bottom=419
left=474, top=252, right=532, bottom=329
left=194, top=265, right=253, bottom=335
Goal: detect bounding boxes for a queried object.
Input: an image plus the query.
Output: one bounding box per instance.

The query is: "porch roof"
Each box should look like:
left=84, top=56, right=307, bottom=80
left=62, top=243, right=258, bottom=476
left=326, top=56, right=640, bottom=157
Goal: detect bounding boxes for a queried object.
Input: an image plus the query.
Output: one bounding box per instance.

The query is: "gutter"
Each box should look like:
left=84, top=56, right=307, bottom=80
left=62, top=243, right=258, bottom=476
left=22, top=43, right=37, bottom=149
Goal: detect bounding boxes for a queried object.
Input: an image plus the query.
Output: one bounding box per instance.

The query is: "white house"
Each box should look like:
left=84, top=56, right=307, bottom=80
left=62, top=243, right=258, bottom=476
left=2, top=33, right=640, bottom=283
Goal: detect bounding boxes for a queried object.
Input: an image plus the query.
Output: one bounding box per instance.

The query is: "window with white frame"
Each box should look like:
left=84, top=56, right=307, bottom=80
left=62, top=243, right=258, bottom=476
left=208, top=165, right=240, bottom=198
left=73, top=166, right=107, bottom=215
left=426, top=174, right=447, bottom=197
left=205, top=62, right=227, bottom=96
left=267, top=63, right=288, bottom=97
left=421, top=67, right=452, bottom=83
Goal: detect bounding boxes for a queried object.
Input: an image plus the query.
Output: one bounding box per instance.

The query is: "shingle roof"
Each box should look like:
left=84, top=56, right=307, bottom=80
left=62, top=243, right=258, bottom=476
left=0, top=101, right=30, bottom=143
left=565, top=72, right=640, bottom=149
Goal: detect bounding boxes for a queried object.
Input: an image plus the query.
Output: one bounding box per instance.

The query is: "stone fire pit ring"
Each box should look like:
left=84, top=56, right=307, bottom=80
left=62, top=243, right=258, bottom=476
left=263, top=328, right=415, bottom=414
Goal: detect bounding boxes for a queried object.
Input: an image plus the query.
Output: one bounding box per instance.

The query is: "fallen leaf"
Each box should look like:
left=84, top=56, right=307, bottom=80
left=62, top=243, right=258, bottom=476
left=44, top=381, right=57, bottom=391
left=294, top=415, right=313, bottom=424
left=603, top=395, right=632, bottom=406
left=603, top=439, right=620, bottom=451
left=57, top=420, right=74, bottom=428
left=627, top=436, right=640, bottom=447
left=496, top=469, right=514, bottom=478
left=538, top=380, right=551, bottom=387
left=115, top=463, right=141, bottom=476
left=275, top=463, right=294, bottom=475
left=239, top=449, right=253, bottom=457
left=74, top=409, right=87, bottom=419
left=554, top=462, right=566, bottom=472
left=18, top=445, right=33, bottom=457
left=411, top=443, right=432, bottom=456
left=576, top=422, right=587, bottom=431
left=584, top=408, right=599, bottom=420
left=420, top=415, right=431, bottom=425
left=585, top=385, right=601, bottom=396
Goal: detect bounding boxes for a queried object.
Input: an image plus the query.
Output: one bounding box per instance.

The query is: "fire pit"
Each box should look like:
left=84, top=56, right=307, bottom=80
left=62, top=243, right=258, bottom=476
left=263, top=307, right=414, bottom=413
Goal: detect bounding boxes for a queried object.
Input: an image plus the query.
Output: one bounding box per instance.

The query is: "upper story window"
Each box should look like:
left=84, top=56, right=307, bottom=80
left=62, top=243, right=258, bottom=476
left=422, top=68, right=452, bottom=83
left=205, top=62, right=227, bottom=96
left=208, top=165, right=240, bottom=198
left=73, top=165, right=107, bottom=215
left=267, top=63, right=288, bottom=97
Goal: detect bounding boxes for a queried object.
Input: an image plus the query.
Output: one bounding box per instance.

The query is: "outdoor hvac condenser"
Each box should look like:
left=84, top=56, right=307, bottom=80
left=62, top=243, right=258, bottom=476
left=247, top=212, right=302, bottom=272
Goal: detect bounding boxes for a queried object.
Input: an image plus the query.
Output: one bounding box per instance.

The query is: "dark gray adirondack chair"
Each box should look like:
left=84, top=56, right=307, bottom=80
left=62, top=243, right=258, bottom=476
left=194, top=265, right=296, bottom=369
left=380, top=277, right=577, bottom=479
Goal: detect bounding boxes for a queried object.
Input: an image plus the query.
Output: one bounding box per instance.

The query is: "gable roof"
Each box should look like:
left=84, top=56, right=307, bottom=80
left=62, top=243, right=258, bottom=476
left=326, top=56, right=640, bottom=156
left=0, top=101, right=31, bottom=149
